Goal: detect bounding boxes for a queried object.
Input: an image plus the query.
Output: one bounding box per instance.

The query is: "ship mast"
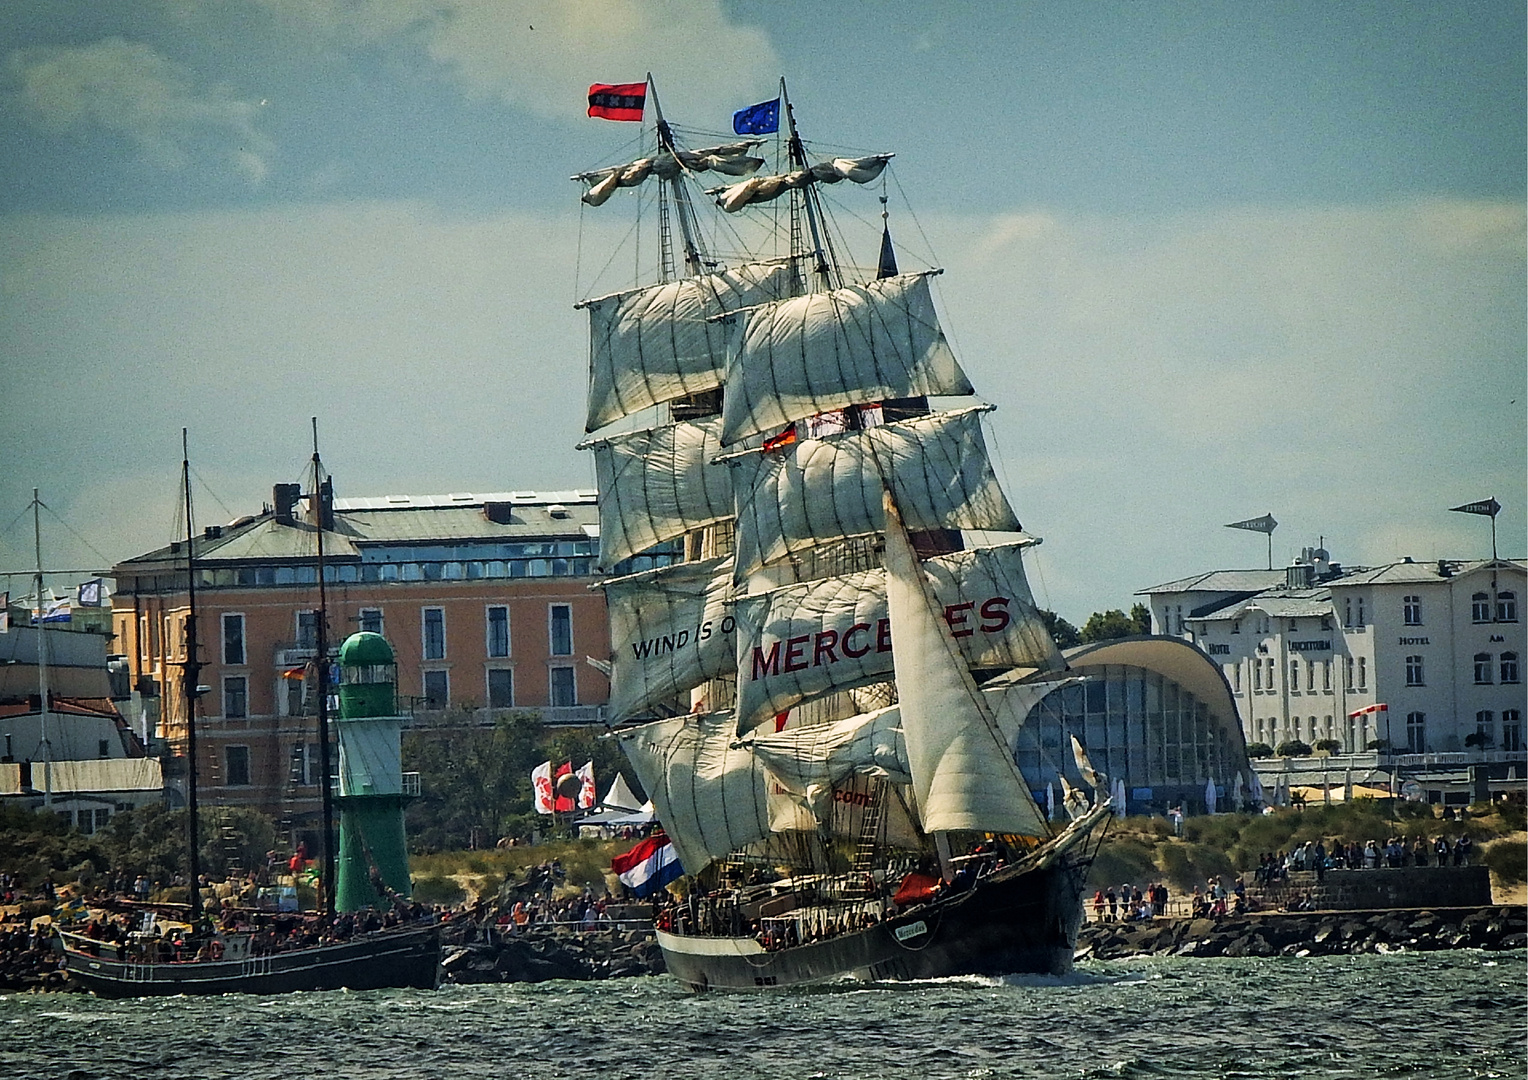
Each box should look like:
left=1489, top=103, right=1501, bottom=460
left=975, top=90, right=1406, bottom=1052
left=29, top=490, right=53, bottom=808
left=179, top=431, right=204, bottom=919
left=648, top=75, right=707, bottom=281
left=780, top=79, right=841, bottom=292
left=310, top=418, right=337, bottom=916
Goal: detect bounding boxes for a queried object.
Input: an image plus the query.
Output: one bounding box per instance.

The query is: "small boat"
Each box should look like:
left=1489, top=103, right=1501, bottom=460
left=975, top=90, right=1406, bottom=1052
left=57, top=920, right=440, bottom=997
left=59, top=431, right=442, bottom=995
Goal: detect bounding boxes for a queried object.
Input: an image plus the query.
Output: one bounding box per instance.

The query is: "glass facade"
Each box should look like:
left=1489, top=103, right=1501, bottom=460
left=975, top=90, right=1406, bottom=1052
left=1013, top=664, right=1241, bottom=813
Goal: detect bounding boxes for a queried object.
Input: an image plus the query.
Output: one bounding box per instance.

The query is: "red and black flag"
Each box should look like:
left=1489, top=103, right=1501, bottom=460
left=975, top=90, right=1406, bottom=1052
left=588, top=82, right=647, bottom=121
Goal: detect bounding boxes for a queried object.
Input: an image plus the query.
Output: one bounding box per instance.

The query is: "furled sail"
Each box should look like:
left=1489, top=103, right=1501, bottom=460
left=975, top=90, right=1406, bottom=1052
left=586, top=418, right=734, bottom=569
left=748, top=704, right=911, bottom=791
left=881, top=493, right=1048, bottom=837
left=583, top=260, right=794, bottom=432
left=617, top=712, right=773, bottom=875
left=600, top=557, right=736, bottom=722
left=718, top=273, right=973, bottom=446
left=576, top=141, right=766, bottom=207
left=733, top=542, right=1059, bottom=732
left=710, top=155, right=893, bottom=213
left=728, top=406, right=1020, bottom=578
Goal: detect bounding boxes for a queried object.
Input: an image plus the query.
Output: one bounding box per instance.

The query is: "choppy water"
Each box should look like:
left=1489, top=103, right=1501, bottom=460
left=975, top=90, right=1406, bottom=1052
left=1, top=951, right=1522, bottom=1080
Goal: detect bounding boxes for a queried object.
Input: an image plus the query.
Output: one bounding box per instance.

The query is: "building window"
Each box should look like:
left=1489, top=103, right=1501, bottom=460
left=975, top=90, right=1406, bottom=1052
left=223, top=676, right=248, bottom=718
left=1266, top=658, right=1276, bottom=689
left=1344, top=656, right=1354, bottom=690
left=1502, top=652, right=1520, bottom=684
left=1230, top=663, right=1241, bottom=693
left=1356, top=597, right=1365, bottom=627
left=226, top=745, right=251, bottom=786
left=1472, top=592, right=1491, bottom=622
left=1402, top=595, right=1421, bottom=626
left=1322, top=661, right=1331, bottom=691
left=138, top=614, right=150, bottom=663
left=1358, top=657, right=1367, bottom=689
left=1306, top=660, right=1315, bottom=692
left=1343, top=598, right=1352, bottom=627
left=1404, top=655, right=1424, bottom=687
left=1503, top=710, right=1523, bottom=752
left=1476, top=711, right=1494, bottom=746
left=1498, top=591, right=1518, bottom=622
left=97, top=739, right=110, bottom=758
left=1289, top=659, right=1300, bottom=692
left=1474, top=653, right=1493, bottom=684
left=1231, top=620, right=1240, bottom=634
left=488, top=668, right=514, bottom=708
left=359, top=608, right=383, bottom=636
left=422, top=669, right=448, bottom=709
left=423, top=608, right=446, bottom=660
left=487, top=606, right=510, bottom=658
left=1404, top=712, right=1426, bottom=754
left=1253, top=660, right=1263, bottom=691
left=283, top=672, right=305, bottom=717
left=550, top=666, right=576, bottom=707
left=222, top=613, right=246, bottom=666
left=1174, top=605, right=1183, bottom=635
left=549, top=605, right=573, bottom=657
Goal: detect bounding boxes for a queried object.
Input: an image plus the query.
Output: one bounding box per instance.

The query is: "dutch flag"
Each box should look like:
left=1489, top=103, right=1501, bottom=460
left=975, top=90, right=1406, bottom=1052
left=611, top=832, right=683, bottom=898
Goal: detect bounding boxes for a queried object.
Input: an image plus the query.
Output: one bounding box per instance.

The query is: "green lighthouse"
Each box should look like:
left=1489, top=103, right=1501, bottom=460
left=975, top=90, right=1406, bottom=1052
left=334, top=631, right=414, bottom=912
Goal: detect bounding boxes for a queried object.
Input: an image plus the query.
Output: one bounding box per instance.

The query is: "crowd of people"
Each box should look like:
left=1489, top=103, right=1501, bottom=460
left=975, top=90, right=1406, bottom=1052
left=1253, top=834, right=1474, bottom=884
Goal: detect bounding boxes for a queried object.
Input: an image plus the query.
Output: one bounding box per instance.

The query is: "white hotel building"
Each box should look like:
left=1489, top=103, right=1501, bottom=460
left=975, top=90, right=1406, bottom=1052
left=1140, top=551, right=1526, bottom=758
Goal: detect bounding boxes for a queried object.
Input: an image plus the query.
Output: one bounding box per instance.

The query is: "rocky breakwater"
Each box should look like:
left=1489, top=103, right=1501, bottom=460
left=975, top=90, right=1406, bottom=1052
left=1077, top=906, right=1527, bottom=961
left=442, top=924, right=665, bottom=984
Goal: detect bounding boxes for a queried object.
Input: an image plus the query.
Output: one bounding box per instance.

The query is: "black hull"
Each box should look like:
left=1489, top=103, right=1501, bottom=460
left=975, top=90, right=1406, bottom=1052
left=659, top=855, right=1089, bottom=991
left=60, top=923, right=441, bottom=997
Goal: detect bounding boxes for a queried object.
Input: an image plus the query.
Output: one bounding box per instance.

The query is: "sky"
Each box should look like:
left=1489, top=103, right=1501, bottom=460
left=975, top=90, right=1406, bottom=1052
left=0, top=0, right=1523, bottom=624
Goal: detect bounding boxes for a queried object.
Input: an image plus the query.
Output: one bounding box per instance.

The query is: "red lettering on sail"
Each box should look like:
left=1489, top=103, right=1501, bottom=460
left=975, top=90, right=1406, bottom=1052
left=751, top=641, right=781, bottom=680
left=943, top=601, right=976, bottom=638
left=784, top=634, right=810, bottom=672
left=813, top=630, right=839, bottom=666
left=980, top=596, right=1011, bottom=633
left=841, top=623, right=872, bottom=658
left=876, top=618, right=892, bottom=653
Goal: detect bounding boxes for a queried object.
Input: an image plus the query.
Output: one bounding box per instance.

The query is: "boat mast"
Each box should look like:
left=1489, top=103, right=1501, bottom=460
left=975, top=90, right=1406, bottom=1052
left=780, top=79, right=840, bottom=292
left=179, top=431, right=204, bottom=919
left=29, top=490, right=52, bottom=808
left=647, top=75, right=706, bottom=280
left=310, top=418, right=336, bottom=916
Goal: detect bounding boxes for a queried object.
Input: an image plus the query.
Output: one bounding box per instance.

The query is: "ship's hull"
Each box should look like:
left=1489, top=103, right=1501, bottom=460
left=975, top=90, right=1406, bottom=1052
left=658, top=853, right=1089, bottom=991
left=59, top=923, right=441, bottom=997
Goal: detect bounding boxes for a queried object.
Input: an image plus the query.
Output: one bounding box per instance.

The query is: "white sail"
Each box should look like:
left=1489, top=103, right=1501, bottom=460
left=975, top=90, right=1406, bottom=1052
left=718, top=273, right=972, bottom=446
left=733, top=543, right=1059, bottom=733
left=587, top=418, right=734, bottom=569
left=749, top=704, right=911, bottom=790
left=583, top=260, right=794, bottom=432
left=882, top=493, right=1049, bottom=838
left=729, top=407, right=1021, bottom=578
left=710, top=155, right=893, bottom=213
left=616, top=712, right=773, bottom=875
left=576, top=141, right=766, bottom=206
left=600, top=557, right=736, bottom=721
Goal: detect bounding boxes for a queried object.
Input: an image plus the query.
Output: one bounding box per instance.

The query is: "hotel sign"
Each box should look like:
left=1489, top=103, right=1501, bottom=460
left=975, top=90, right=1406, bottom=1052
left=1289, top=640, right=1332, bottom=652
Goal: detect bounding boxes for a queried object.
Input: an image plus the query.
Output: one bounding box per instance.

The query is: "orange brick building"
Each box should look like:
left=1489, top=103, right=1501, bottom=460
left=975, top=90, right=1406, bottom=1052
left=111, top=485, right=665, bottom=824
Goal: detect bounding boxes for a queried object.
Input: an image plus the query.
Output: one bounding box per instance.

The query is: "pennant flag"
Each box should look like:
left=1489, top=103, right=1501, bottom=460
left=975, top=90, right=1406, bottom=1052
left=576, top=760, right=597, bottom=810
left=732, top=97, right=780, bottom=135
left=611, top=831, right=683, bottom=897
left=76, top=579, right=103, bottom=607
left=877, top=220, right=899, bottom=279
left=1449, top=497, right=1500, bottom=518
left=588, top=82, right=647, bottom=122
left=1225, top=513, right=1277, bottom=534
left=531, top=761, right=554, bottom=814
left=1347, top=703, right=1388, bottom=718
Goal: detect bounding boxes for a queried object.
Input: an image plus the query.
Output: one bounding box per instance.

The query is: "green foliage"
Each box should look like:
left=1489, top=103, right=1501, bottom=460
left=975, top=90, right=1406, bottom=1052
left=199, top=807, right=276, bottom=876
left=1464, top=732, right=1492, bottom=748
left=1158, top=842, right=1235, bottom=890
left=409, top=875, right=466, bottom=906
left=1038, top=609, right=1081, bottom=649
left=1366, top=739, right=1391, bottom=751
left=1492, top=800, right=1526, bottom=832
left=1086, top=837, right=1157, bottom=891
left=1079, top=605, right=1153, bottom=644
left=1275, top=739, right=1313, bottom=757
left=1244, top=742, right=1274, bottom=758
left=1314, top=738, right=1343, bottom=754
left=1481, top=839, right=1527, bottom=884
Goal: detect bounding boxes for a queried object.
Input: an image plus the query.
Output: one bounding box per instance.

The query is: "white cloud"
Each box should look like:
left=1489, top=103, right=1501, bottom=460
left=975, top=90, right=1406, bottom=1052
left=249, top=0, right=780, bottom=120
left=4, top=37, right=273, bottom=181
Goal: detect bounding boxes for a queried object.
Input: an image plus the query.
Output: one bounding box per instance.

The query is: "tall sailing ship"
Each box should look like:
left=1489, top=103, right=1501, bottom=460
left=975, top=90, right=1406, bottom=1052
left=577, top=79, right=1112, bottom=990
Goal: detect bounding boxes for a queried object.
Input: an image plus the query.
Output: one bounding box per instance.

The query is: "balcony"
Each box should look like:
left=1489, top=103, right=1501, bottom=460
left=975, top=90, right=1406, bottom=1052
left=273, top=642, right=318, bottom=669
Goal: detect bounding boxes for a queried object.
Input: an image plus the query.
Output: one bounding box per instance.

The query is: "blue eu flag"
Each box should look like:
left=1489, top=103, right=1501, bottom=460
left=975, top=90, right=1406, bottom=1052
left=733, top=98, right=780, bottom=135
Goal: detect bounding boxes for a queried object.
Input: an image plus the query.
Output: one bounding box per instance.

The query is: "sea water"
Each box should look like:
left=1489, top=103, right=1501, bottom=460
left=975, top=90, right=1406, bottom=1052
left=1, top=950, right=1522, bottom=1079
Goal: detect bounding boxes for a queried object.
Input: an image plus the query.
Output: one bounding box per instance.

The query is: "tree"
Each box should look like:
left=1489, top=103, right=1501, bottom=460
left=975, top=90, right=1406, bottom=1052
left=1038, top=609, right=1081, bottom=649
left=1275, top=739, right=1313, bottom=757
left=1314, top=738, right=1343, bottom=755
left=404, top=710, right=546, bottom=852
left=1244, top=742, right=1274, bottom=759
left=1079, top=603, right=1153, bottom=643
